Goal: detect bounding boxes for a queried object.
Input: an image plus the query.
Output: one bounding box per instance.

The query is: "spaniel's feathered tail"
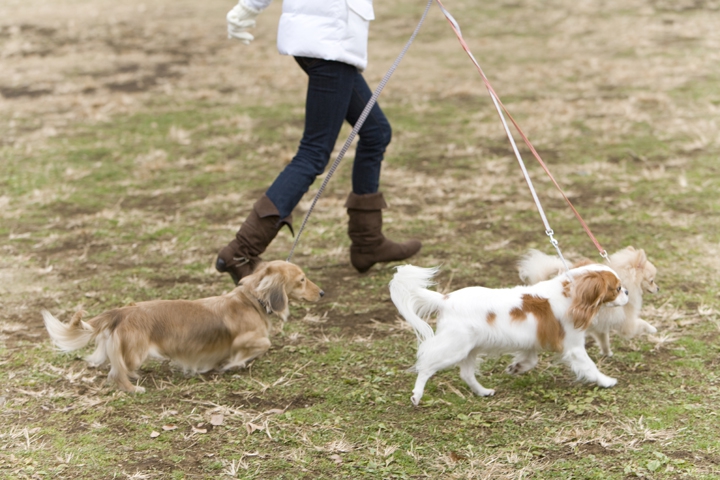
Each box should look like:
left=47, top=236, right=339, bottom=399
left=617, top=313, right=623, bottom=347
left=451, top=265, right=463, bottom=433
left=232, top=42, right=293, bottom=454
left=389, top=265, right=446, bottom=343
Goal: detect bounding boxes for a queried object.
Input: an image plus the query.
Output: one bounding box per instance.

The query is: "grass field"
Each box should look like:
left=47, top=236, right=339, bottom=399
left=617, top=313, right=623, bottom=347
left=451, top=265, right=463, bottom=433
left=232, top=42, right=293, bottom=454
left=2, top=0, right=720, bottom=478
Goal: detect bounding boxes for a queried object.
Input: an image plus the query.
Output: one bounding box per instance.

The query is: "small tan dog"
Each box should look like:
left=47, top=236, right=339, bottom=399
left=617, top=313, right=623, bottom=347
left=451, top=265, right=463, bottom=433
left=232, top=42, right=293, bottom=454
left=518, top=246, right=659, bottom=356
left=42, top=261, right=323, bottom=392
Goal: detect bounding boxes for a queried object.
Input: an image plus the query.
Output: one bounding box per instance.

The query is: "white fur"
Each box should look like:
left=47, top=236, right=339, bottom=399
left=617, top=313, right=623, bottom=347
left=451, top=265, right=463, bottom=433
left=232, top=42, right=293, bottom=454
left=390, top=264, right=629, bottom=406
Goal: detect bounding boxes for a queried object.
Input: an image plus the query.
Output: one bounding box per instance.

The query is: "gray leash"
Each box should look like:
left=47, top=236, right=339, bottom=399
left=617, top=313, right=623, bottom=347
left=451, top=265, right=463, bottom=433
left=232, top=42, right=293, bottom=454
left=286, top=0, right=434, bottom=263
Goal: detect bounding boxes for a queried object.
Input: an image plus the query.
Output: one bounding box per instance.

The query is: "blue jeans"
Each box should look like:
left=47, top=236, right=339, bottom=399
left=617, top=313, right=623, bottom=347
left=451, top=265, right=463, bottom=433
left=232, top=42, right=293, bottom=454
left=265, top=57, right=392, bottom=219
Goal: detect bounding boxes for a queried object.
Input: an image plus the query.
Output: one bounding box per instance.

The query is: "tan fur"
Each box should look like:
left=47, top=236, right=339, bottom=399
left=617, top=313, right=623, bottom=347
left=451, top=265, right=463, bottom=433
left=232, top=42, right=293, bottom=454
left=607, top=247, right=659, bottom=336
left=42, top=261, right=323, bottom=393
left=486, top=312, right=497, bottom=325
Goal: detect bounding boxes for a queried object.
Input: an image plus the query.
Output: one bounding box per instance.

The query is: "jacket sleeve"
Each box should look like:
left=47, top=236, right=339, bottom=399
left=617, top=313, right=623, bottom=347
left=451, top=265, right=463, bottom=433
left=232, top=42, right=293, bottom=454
left=244, top=0, right=273, bottom=11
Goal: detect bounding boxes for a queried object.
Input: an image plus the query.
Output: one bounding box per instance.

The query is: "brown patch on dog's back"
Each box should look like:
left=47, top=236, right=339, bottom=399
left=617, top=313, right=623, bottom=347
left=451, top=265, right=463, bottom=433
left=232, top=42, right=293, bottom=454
left=487, top=312, right=497, bottom=324
left=515, top=294, right=565, bottom=351
left=510, top=307, right=526, bottom=322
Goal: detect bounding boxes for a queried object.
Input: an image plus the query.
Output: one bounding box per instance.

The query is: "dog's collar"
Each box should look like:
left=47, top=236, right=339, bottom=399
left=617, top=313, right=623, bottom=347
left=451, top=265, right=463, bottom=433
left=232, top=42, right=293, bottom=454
left=252, top=295, right=272, bottom=314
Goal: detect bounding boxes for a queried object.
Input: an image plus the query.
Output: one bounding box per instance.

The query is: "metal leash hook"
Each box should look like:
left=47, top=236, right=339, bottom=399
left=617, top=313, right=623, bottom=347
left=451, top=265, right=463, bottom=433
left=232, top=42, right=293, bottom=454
left=546, top=229, right=571, bottom=272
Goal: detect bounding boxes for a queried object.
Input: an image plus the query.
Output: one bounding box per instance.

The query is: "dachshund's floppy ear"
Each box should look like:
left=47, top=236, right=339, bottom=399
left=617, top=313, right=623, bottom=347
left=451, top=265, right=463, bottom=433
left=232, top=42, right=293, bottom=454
left=568, top=272, right=606, bottom=330
left=255, top=265, right=289, bottom=320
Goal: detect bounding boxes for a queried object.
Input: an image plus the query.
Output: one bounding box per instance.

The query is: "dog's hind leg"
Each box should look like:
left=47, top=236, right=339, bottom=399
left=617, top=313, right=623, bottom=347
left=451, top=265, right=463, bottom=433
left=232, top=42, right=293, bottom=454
left=505, top=350, right=539, bottom=375
left=459, top=348, right=495, bottom=397
left=412, top=333, right=475, bottom=406
left=106, top=333, right=147, bottom=393
left=107, top=356, right=144, bottom=393
left=85, top=330, right=110, bottom=367
left=411, top=371, right=434, bottom=407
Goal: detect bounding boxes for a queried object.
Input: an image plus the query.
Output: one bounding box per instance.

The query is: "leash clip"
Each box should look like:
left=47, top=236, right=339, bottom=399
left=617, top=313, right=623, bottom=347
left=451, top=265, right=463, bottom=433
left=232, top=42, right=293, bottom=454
left=545, top=229, right=559, bottom=247
left=545, top=229, right=571, bottom=272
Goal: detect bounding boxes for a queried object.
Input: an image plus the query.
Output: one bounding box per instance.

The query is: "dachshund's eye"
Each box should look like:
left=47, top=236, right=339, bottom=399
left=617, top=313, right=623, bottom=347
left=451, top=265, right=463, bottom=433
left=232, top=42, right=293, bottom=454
left=300, top=277, right=305, bottom=282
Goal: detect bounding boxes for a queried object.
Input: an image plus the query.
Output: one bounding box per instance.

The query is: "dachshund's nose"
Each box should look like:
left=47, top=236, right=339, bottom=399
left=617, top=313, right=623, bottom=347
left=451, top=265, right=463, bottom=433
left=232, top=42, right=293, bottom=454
left=320, top=290, right=325, bottom=297
left=624, top=289, right=629, bottom=295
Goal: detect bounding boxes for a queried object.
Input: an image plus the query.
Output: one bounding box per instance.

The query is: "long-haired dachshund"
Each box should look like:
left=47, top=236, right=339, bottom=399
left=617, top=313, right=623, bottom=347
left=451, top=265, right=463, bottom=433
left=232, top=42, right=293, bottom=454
left=42, top=261, right=323, bottom=392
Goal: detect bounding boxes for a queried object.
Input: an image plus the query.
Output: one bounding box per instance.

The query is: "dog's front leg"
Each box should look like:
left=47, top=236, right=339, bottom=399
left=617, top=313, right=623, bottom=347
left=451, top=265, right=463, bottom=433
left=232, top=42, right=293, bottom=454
left=563, top=346, right=616, bottom=388
left=591, top=331, right=613, bottom=357
left=634, top=318, right=657, bottom=335
left=221, top=335, right=271, bottom=371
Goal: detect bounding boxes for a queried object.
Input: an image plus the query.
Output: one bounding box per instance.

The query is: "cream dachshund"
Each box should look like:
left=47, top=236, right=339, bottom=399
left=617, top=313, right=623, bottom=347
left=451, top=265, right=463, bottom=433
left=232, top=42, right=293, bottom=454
left=43, top=260, right=323, bottom=392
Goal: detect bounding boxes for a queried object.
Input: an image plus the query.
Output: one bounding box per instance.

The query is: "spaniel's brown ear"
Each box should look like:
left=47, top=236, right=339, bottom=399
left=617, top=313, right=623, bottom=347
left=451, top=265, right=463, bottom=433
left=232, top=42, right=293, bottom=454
left=255, top=266, right=289, bottom=320
left=568, top=272, right=606, bottom=330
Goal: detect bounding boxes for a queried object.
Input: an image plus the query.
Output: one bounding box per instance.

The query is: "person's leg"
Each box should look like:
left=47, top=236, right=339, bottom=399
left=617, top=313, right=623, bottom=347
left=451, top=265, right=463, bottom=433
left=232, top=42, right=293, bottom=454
left=345, top=72, right=391, bottom=195
left=265, top=58, right=358, bottom=218
left=217, top=58, right=356, bottom=284
left=343, top=71, right=421, bottom=273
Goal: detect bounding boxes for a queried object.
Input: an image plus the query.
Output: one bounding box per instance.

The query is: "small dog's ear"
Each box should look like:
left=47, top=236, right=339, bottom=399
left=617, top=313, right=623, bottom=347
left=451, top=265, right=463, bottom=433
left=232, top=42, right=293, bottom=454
left=569, top=272, right=606, bottom=330
left=634, top=248, right=647, bottom=269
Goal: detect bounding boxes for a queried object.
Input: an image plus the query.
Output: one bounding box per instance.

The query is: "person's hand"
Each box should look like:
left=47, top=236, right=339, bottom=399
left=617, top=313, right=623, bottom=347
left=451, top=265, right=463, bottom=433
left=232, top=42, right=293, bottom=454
left=226, top=0, right=260, bottom=44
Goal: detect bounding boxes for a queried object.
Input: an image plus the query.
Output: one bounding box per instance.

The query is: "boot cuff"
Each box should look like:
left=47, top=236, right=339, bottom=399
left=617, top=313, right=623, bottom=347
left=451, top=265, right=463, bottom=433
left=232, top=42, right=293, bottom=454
left=254, top=194, right=281, bottom=217
left=344, top=192, right=388, bottom=211
left=254, top=194, right=294, bottom=235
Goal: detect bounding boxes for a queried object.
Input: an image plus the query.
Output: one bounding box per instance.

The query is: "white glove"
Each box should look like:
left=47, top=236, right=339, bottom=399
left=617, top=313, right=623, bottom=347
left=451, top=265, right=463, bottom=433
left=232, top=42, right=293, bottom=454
left=226, top=0, right=260, bottom=44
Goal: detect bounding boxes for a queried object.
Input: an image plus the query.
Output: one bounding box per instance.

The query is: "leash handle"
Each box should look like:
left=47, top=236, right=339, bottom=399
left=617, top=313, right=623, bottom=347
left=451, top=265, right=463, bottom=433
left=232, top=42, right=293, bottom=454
left=286, top=0, right=434, bottom=263
left=435, top=0, right=608, bottom=261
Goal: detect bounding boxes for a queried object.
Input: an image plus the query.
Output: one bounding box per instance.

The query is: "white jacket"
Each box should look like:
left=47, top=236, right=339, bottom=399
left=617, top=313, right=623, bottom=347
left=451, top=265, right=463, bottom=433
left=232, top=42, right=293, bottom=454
left=245, top=0, right=374, bottom=70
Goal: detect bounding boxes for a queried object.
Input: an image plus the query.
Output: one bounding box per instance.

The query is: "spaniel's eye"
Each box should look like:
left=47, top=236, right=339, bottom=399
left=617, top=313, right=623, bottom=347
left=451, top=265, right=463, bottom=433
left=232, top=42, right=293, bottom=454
left=617, top=286, right=622, bottom=292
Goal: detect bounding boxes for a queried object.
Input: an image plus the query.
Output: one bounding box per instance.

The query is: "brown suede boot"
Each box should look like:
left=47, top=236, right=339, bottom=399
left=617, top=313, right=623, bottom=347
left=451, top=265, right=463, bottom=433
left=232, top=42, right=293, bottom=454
left=216, top=195, right=293, bottom=285
left=345, top=192, right=422, bottom=273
